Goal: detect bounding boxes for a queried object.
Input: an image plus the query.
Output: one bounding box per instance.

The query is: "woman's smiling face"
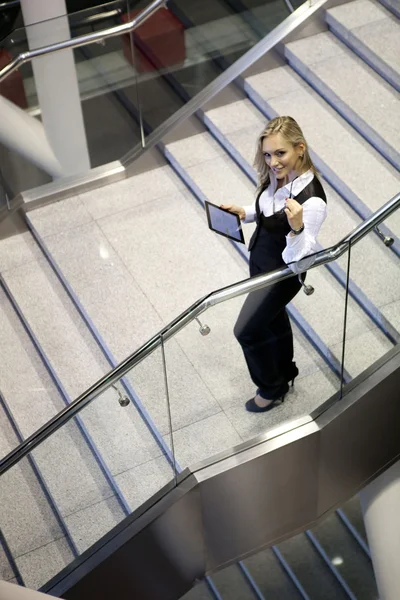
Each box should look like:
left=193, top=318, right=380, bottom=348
left=262, top=133, right=305, bottom=181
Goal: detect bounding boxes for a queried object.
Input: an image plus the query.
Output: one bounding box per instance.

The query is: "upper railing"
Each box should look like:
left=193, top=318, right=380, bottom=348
left=0, top=0, right=166, bottom=83
left=0, top=191, right=398, bottom=477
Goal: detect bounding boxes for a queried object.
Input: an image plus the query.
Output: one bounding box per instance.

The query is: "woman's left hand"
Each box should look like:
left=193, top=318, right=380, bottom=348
left=284, top=198, right=303, bottom=231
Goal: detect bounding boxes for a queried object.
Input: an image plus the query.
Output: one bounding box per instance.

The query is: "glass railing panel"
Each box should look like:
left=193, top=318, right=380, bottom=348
left=0, top=0, right=310, bottom=198
left=0, top=4, right=145, bottom=195
left=0, top=163, right=10, bottom=212
left=225, top=0, right=294, bottom=39
left=163, top=245, right=349, bottom=471
left=0, top=340, right=177, bottom=590
left=129, top=0, right=295, bottom=148
left=71, top=34, right=146, bottom=168
left=0, top=1, right=21, bottom=44
left=0, top=1, right=129, bottom=56
left=341, top=226, right=399, bottom=381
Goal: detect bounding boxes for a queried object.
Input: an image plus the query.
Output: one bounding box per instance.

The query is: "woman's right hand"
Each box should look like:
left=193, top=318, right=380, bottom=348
left=220, top=204, right=246, bottom=221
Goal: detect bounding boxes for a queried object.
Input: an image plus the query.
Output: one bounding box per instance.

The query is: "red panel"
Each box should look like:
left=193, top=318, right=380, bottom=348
left=121, top=8, right=186, bottom=73
left=0, top=50, right=28, bottom=109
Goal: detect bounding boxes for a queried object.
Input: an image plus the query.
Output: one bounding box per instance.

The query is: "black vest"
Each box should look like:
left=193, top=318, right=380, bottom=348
left=248, top=176, right=327, bottom=273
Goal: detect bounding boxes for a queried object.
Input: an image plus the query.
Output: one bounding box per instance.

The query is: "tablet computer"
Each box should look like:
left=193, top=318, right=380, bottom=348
left=205, top=201, right=245, bottom=244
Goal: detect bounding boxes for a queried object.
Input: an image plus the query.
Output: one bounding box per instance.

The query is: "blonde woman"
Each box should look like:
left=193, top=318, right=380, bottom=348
left=221, top=116, right=327, bottom=412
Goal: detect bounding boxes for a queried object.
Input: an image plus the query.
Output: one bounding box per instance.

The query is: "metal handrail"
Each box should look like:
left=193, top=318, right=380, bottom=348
left=0, top=192, right=399, bottom=475
left=0, top=1, right=20, bottom=10
left=0, top=0, right=166, bottom=83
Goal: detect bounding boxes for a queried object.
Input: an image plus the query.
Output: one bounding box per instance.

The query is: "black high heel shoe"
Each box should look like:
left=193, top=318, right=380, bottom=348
left=287, top=365, right=299, bottom=388
left=245, top=394, right=286, bottom=413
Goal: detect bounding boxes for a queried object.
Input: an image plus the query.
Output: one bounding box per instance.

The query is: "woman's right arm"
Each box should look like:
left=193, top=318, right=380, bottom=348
left=220, top=202, right=256, bottom=223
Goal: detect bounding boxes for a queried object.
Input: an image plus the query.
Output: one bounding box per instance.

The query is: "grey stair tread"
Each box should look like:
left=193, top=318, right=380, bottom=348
left=209, top=563, right=259, bottom=598
left=0, top=287, right=126, bottom=555
left=181, top=581, right=213, bottom=600
left=327, top=0, right=400, bottom=81
left=0, top=403, right=74, bottom=589
left=284, top=31, right=400, bottom=159
left=15, top=537, right=74, bottom=592
left=243, top=547, right=303, bottom=598
left=277, top=532, right=349, bottom=600
left=340, top=495, right=368, bottom=544
left=311, top=512, right=378, bottom=599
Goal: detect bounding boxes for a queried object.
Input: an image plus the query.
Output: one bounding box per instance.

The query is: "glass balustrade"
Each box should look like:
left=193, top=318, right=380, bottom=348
left=0, top=0, right=310, bottom=198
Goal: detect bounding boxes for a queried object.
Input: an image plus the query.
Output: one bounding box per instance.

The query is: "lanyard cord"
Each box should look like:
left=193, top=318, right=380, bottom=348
left=272, top=175, right=298, bottom=214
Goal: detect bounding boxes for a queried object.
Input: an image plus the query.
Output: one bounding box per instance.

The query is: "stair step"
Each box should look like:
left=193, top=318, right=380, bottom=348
left=326, top=0, right=400, bottom=91
left=277, top=532, right=349, bottom=600
left=284, top=31, right=400, bottom=170
left=0, top=394, right=74, bottom=589
left=210, top=563, right=262, bottom=599
left=311, top=512, right=378, bottom=599
left=242, top=547, right=304, bottom=598
left=181, top=580, right=214, bottom=600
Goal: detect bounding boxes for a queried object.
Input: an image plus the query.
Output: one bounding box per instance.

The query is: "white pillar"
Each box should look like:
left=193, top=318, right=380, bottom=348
left=20, top=0, right=91, bottom=177
left=359, top=460, right=400, bottom=600
left=0, top=96, right=62, bottom=176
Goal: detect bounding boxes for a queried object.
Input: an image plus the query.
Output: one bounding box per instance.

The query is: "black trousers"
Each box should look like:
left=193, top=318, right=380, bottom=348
left=234, top=236, right=302, bottom=400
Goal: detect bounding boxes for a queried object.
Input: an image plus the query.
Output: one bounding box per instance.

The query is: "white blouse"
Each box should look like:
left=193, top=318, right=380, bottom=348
left=242, top=169, right=327, bottom=266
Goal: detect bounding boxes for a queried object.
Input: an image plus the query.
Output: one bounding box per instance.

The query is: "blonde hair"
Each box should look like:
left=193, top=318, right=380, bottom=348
left=253, top=116, right=317, bottom=192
